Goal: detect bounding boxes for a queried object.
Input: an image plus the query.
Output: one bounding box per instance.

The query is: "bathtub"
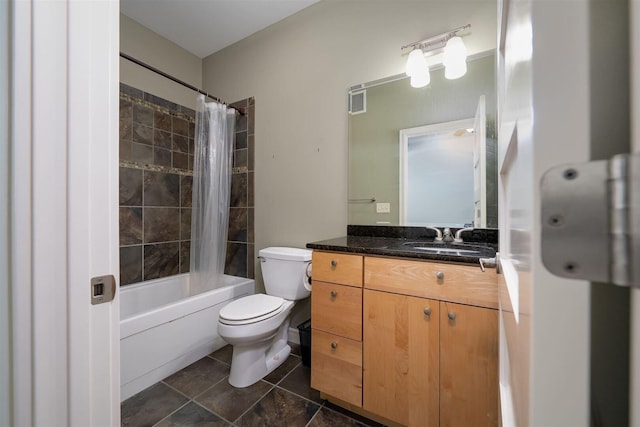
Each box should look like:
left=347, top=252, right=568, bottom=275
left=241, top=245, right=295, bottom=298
left=120, top=273, right=254, bottom=401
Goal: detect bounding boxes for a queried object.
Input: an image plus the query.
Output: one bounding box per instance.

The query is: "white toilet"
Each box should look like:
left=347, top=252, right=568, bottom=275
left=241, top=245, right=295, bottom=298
left=217, top=247, right=312, bottom=388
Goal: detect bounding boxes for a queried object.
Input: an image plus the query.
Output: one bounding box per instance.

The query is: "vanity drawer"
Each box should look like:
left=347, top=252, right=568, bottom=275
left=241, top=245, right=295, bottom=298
left=364, top=256, right=498, bottom=309
left=313, top=251, right=363, bottom=287
left=311, top=281, right=362, bottom=340
left=311, top=329, right=363, bottom=407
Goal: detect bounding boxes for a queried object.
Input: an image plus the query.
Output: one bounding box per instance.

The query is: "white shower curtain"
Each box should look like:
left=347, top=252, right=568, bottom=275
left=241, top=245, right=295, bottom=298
left=190, top=95, right=236, bottom=296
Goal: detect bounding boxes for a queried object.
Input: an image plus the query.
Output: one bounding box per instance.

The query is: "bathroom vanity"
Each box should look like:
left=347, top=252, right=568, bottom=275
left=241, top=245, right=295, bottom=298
left=307, top=231, right=499, bottom=427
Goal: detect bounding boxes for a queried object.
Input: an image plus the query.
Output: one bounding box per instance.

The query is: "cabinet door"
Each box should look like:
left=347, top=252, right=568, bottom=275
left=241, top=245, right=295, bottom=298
left=363, top=290, right=439, bottom=427
left=440, top=301, right=499, bottom=427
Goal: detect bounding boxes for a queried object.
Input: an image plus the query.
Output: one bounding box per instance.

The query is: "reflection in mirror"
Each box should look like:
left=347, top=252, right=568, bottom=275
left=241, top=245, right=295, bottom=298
left=348, top=51, right=497, bottom=228
left=400, top=119, right=476, bottom=227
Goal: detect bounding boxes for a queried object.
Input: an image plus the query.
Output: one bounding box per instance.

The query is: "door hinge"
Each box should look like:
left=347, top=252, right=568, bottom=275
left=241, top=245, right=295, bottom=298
left=541, top=154, right=640, bottom=288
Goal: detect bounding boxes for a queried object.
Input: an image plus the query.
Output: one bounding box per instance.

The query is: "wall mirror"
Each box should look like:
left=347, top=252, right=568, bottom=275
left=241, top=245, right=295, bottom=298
left=348, top=51, right=497, bottom=228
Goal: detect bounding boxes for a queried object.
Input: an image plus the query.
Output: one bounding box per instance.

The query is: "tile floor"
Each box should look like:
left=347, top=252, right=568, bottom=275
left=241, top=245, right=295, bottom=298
left=121, top=344, right=385, bottom=427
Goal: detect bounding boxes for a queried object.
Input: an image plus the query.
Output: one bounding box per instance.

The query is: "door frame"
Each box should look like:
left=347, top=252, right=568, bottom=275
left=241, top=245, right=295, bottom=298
left=10, top=1, right=120, bottom=425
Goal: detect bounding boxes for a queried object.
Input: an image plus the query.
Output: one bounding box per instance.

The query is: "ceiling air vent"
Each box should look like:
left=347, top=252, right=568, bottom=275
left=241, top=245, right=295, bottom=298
left=349, top=90, right=366, bottom=115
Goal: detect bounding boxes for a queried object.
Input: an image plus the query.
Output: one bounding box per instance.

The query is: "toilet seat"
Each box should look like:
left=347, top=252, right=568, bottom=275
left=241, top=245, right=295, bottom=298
left=219, top=294, right=285, bottom=325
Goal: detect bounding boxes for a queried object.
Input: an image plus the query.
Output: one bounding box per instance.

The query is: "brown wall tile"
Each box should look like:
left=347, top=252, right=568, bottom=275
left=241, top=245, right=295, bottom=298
left=230, top=173, right=247, bottom=207
left=180, top=175, right=192, bottom=208
left=133, top=123, right=153, bottom=145
left=173, top=134, right=189, bottom=153
left=155, top=111, right=172, bottom=132
left=120, top=246, right=142, bottom=285
left=173, top=152, right=188, bottom=170
left=132, top=143, right=153, bottom=164
left=119, top=167, right=143, bottom=206
left=172, top=116, right=189, bottom=136
left=120, top=207, right=142, bottom=245
left=154, top=148, right=172, bottom=167
left=235, top=131, right=247, bottom=150
left=133, top=104, right=154, bottom=127
left=228, top=208, right=247, bottom=242
left=154, top=129, right=172, bottom=149
left=120, top=99, right=132, bottom=141
left=144, top=243, right=180, bottom=281
left=180, top=208, right=192, bottom=240
left=224, top=243, right=247, bottom=277
left=144, top=207, right=180, bottom=243
left=180, top=241, right=191, bottom=273
left=120, top=140, right=132, bottom=162
left=144, top=171, right=179, bottom=206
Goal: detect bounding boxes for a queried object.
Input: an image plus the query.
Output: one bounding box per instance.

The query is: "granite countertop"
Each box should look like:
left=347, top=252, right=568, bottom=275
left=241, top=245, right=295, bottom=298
left=306, top=235, right=497, bottom=266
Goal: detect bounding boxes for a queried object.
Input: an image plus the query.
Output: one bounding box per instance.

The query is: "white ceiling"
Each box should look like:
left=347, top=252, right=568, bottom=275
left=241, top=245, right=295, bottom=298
left=120, top=0, right=321, bottom=58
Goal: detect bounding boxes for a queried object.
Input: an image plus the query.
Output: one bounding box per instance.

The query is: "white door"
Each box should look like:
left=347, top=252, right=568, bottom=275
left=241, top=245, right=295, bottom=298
left=472, top=95, right=486, bottom=227
left=631, top=2, right=640, bottom=424
left=499, top=0, right=636, bottom=425
left=10, top=1, right=120, bottom=425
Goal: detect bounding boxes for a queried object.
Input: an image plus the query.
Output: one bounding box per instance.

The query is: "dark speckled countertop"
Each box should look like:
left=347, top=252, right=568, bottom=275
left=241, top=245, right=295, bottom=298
left=306, top=235, right=497, bottom=266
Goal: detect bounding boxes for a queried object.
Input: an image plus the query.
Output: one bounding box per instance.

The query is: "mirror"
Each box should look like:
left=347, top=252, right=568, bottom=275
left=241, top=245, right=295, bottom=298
left=348, top=51, right=497, bottom=228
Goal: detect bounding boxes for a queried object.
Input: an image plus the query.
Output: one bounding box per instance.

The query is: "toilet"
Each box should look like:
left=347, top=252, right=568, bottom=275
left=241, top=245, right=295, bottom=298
left=217, top=247, right=312, bottom=388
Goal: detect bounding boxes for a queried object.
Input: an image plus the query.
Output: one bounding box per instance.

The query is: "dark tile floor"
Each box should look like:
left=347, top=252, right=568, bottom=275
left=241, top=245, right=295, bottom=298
left=121, top=344, right=385, bottom=427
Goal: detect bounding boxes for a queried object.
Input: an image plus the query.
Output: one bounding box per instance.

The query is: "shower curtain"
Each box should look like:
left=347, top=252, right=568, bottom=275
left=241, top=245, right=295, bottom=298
left=190, top=95, right=236, bottom=296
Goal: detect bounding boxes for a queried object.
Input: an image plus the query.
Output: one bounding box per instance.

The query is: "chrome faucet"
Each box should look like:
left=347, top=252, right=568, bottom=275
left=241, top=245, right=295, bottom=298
left=442, top=227, right=454, bottom=242
left=454, top=227, right=475, bottom=243
left=425, top=226, right=443, bottom=242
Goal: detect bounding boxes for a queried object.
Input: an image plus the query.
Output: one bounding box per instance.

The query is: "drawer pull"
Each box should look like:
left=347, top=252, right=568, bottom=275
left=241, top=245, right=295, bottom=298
left=331, top=260, right=338, bottom=268
left=423, top=307, right=432, bottom=316
left=330, top=290, right=337, bottom=297
left=448, top=312, right=456, bottom=320
left=331, top=341, right=338, bottom=349
left=436, top=271, right=445, bottom=280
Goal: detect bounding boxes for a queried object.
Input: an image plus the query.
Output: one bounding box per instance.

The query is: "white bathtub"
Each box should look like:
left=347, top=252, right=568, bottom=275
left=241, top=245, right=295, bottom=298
left=120, top=273, right=254, bottom=401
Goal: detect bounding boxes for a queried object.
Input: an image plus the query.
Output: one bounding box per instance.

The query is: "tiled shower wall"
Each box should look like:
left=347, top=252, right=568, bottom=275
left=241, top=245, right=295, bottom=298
left=119, top=83, right=255, bottom=286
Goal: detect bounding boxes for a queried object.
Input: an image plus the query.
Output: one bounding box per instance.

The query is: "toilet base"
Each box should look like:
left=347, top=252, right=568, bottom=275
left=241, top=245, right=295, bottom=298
left=227, top=318, right=292, bottom=388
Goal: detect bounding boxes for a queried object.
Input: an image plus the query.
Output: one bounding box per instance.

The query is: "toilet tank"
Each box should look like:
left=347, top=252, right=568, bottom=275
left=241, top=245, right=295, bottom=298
left=259, top=247, right=312, bottom=301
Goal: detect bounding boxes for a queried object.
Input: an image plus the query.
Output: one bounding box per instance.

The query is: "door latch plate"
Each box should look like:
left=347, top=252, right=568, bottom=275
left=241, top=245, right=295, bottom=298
left=91, top=274, right=116, bottom=305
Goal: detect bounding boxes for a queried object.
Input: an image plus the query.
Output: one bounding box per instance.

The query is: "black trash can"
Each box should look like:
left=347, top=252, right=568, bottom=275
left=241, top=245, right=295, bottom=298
left=297, top=319, right=311, bottom=367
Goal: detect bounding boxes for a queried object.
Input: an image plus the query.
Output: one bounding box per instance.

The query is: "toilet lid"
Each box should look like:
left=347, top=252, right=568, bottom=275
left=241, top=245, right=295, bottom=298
left=219, top=294, right=284, bottom=323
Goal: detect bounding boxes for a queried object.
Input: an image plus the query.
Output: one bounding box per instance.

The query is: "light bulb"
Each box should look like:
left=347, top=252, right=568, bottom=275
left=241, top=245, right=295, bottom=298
left=410, top=69, right=430, bottom=88
left=443, top=36, right=467, bottom=66
left=445, top=60, right=467, bottom=79
left=406, top=48, right=427, bottom=77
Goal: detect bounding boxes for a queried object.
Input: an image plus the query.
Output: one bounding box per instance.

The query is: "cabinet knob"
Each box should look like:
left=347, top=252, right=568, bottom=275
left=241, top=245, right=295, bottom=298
left=331, top=260, right=338, bottom=268
left=423, top=307, right=432, bottom=316
left=330, top=290, right=337, bottom=297
left=436, top=271, right=445, bottom=280
left=448, top=312, right=456, bottom=320
left=331, top=342, right=338, bottom=349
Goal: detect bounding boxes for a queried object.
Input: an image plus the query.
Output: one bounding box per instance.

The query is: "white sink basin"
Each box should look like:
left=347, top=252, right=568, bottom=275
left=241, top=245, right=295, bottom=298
left=412, top=247, right=482, bottom=255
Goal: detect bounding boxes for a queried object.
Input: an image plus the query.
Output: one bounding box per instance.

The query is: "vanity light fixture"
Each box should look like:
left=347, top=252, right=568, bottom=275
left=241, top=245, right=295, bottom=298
left=401, top=24, right=471, bottom=87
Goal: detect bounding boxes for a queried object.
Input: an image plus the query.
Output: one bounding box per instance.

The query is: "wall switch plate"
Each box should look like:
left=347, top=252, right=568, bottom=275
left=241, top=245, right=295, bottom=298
left=376, top=202, right=391, bottom=213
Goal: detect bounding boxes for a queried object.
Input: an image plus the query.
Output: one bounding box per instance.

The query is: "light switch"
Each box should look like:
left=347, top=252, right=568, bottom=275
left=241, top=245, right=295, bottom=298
left=376, top=202, right=391, bottom=213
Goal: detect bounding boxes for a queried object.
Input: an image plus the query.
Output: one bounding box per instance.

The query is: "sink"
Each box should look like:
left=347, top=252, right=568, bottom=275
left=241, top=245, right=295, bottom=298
left=411, top=247, right=483, bottom=255
left=401, top=241, right=491, bottom=256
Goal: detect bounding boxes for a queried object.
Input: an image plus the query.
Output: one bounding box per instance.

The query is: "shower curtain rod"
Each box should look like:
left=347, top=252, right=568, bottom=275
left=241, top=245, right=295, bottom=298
left=120, top=52, right=245, bottom=115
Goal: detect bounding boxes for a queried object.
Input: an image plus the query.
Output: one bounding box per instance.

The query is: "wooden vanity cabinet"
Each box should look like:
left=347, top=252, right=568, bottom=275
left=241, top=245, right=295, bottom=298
left=310, top=251, right=499, bottom=427
left=364, top=256, right=499, bottom=427
left=310, top=251, right=363, bottom=406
